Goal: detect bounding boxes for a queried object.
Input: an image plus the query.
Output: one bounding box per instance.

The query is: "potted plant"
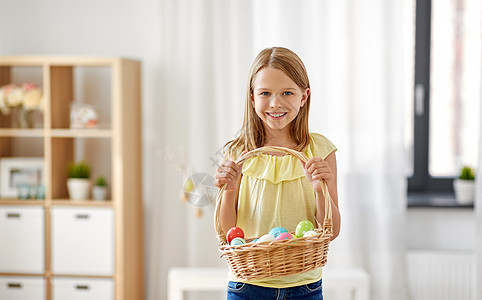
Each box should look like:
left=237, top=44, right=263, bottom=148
left=92, top=175, right=108, bottom=201
left=67, top=161, right=91, bottom=200
left=453, top=166, right=475, bottom=205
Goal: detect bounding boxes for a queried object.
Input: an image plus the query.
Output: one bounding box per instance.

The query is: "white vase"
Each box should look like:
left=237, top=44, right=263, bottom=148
left=453, top=179, right=475, bottom=205
left=67, top=178, right=91, bottom=201
left=92, top=186, right=107, bottom=201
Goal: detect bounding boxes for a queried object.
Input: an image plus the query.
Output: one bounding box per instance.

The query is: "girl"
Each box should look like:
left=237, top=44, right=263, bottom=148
left=215, top=47, right=341, bottom=300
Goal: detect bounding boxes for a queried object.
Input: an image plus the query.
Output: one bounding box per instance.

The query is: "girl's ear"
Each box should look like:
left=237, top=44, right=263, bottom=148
left=301, top=88, right=310, bottom=107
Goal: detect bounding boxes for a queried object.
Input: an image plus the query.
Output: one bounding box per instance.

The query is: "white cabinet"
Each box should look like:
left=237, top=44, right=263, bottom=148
left=51, top=207, right=114, bottom=275
left=0, top=207, right=44, bottom=273
left=52, top=278, right=113, bottom=300
left=0, top=276, right=45, bottom=300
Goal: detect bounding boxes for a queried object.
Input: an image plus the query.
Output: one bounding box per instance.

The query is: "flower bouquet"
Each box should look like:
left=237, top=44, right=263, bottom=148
left=0, top=83, right=44, bottom=128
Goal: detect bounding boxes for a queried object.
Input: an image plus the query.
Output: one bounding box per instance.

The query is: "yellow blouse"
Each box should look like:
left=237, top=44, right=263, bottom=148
left=232, top=133, right=337, bottom=288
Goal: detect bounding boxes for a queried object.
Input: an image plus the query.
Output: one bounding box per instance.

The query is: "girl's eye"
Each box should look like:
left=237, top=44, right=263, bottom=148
left=260, top=92, right=270, bottom=96
left=283, top=91, right=293, bottom=96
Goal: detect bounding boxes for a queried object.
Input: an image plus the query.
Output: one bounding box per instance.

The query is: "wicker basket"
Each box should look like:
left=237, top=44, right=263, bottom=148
left=214, top=146, right=333, bottom=280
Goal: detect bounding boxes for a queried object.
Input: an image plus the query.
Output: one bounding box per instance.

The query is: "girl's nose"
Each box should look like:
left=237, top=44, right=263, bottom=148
left=270, top=94, right=283, bottom=108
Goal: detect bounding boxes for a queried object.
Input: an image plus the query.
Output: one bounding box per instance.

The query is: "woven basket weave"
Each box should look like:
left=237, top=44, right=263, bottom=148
left=214, top=146, right=333, bottom=280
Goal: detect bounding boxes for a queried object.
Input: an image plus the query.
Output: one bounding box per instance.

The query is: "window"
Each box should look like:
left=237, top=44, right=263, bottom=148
left=406, top=0, right=480, bottom=195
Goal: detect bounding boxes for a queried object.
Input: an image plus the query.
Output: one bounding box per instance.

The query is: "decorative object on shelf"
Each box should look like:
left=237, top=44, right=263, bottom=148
left=35, top=184, right=45, bottom=200
left=453, top=166, right=476, bottom=205
left=0, top=83, right=44, bottom=128
left=16, top=184, right=44, bottom=200
left=67, top=160, right=91, bottom=201
left=92, top=175, right=108, bottom=201
left=0, top=157, right=44, bottom=198
left=17, top=184, right=31, bottom=200
left=70, top=101, right=99, bottom=129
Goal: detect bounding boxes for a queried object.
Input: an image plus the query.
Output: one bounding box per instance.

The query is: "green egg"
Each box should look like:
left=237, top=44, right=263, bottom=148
left=295, top=220, right=314, bottom=237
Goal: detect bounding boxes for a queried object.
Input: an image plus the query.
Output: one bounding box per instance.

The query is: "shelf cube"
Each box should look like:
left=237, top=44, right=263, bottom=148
left=0, top=206, right=44, bottom=273
left=51, top=207, right=114, bottom=276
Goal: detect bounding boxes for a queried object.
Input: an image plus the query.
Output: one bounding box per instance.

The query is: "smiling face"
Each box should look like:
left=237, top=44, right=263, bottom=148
left=251, top=67, right=309, bottom=138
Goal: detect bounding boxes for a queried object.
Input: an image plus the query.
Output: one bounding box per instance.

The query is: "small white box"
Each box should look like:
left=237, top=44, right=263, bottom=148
left=0, top=206, right=44, bottom=273
left=51, top=207, right=114, bottom=275
left=52, top=277, right=113, bottom=300
left=0, top=276, right=46, bottom=300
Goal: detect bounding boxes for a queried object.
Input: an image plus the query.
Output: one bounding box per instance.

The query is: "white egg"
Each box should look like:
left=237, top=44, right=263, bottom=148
left=303, top=230, right=317, bottom=237
left=256, top=234, right=275, bottom=243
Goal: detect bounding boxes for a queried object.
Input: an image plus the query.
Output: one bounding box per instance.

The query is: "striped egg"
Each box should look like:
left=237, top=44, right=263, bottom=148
left=230, top=237, right=246, bottom=246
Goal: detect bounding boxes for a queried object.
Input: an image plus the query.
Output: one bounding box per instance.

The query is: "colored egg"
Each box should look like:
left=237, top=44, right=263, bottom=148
left=269, top=227, right=288, bottom=238
left=303, top=230, right=317, bottom=237
left=256, top=234, right=275, bottom=243
left=275, top=232, right=293, bottom=240
left=226, top=227, right=244, bottom=244
left=295, top=220, right=315, bottom=237
left=250, top=239, right=258, bottom=243
left=230, top=237, right=246, bottom=246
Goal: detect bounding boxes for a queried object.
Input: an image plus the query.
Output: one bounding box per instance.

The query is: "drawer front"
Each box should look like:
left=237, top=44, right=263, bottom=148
left=0, top=207, right=45, bottom=273
left=51, top=207, right=114, bottom=275
left=0, top=276, right=46, bottom=300
left=52, top=278, right=114, bottom=300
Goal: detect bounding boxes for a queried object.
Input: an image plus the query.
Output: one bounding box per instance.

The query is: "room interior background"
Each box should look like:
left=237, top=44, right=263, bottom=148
left=0, top=0, right=480, bottom=300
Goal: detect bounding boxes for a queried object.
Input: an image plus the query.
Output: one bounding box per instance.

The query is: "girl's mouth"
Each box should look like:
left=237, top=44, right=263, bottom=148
left=266, top=112, right=287, bottom=119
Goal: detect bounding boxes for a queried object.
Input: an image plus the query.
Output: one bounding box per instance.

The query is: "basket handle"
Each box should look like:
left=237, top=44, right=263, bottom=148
left=214, top=146, right=333, bottom=243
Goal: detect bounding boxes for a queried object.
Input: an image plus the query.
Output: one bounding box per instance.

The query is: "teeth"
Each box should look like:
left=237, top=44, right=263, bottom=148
left=268, top=113, right=285, bottom=118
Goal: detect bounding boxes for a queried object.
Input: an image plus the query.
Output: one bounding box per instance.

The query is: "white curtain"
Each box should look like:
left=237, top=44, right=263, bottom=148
left=148, top=1, right=409, bottom=299
left=476, top=59, right=482, bottom=300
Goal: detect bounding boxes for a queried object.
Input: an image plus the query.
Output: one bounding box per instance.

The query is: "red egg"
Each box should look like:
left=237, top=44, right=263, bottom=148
left=226, top=227, right=244, bottom=244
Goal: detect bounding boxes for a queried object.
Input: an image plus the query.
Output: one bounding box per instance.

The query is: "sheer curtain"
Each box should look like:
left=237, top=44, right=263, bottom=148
left=148, top=1, right=408, bottom=299
left=476, top=66, right=482, bottom=300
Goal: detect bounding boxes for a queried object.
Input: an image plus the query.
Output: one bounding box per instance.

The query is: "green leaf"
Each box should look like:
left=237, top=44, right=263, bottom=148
left=67, top=161, right=91, bottom=179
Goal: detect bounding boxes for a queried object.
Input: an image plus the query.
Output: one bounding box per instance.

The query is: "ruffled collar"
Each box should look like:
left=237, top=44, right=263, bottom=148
left=241, top=134, right=319, bottom=184
left=242, top=153, right=305, bottom=184
left=240, top=133, right=335, bottom=184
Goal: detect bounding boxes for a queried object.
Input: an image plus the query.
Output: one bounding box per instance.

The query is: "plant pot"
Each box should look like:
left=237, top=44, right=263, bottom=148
left=67, top=178, right=91, bottom=201
left=453, top=179, right=475, bottom=205
left=92, top=186, right=107, bottom=201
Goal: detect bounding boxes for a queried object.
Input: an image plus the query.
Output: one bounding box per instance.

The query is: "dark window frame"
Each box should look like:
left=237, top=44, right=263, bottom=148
left=408, top=0, right=455, bottom=195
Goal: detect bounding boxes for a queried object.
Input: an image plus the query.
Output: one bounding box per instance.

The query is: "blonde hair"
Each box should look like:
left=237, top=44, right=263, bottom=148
left=225, top=47, right=311, bottom=160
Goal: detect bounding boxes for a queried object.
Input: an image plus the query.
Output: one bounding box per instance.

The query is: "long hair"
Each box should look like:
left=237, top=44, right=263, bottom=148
left=225, top=47, right=311, bottom=160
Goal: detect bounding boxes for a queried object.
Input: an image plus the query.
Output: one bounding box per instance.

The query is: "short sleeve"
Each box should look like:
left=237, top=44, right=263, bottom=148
left=304, top=133, right=337, bottom=159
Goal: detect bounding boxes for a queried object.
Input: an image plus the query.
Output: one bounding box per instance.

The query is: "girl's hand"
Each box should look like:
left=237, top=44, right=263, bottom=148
left=214, top=160, right=243, bottom=191
left=303, top=157, right=333, bottom=193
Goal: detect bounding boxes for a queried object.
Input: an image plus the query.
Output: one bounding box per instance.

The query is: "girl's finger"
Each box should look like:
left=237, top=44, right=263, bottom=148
left=308, top=165, right=329, bottom=176
left=313, top=173, right=331, bottom=181
left=305, top=157, right=324, bottom=168
left=215, top=170, right=233, bottom=183
left=219, top=167, right=235, bottom=179
left=219, top=161, right=240, bottom=176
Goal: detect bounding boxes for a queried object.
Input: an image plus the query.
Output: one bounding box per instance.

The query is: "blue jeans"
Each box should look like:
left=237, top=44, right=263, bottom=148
left=227, top=279, right=323, bottom=300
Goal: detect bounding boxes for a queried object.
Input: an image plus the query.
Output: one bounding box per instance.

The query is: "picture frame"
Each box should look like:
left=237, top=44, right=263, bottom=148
left=0, top=157, right=44, bottom=198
